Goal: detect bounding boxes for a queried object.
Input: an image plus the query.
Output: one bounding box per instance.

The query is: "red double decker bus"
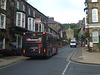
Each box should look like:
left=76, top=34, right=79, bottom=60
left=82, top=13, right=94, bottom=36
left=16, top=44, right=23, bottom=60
left=22, top=32, right=59, bottom=57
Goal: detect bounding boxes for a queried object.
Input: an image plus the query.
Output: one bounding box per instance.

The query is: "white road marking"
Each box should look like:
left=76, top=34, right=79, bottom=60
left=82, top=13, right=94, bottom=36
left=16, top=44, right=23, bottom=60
left=62, top=61, right=71, bottom=75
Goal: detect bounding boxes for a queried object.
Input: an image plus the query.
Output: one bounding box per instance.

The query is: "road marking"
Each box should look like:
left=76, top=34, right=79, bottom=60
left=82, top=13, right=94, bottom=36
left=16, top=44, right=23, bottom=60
left=67, top=48, right=76, bottom=61
left=62, top=61, right=71, bottom=75
left=62, top=48, right=76, bottom=75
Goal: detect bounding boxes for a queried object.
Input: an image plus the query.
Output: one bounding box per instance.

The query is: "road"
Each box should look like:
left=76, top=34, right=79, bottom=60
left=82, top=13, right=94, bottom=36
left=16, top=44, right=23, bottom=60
left=0, top=45, right=100, bottom=75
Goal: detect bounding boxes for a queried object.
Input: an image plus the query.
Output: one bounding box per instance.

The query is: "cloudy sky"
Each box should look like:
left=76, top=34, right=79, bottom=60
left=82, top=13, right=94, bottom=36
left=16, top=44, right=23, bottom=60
left=27, top=0, right=85, bottom=24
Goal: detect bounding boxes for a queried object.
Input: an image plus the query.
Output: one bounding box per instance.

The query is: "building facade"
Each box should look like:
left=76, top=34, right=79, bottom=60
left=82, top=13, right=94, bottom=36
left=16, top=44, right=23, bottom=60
left=48, top=17, right=63, bottom=38
left=84, top=0, right=100, bottom=51
left=0, top=0, right=49, bottom=54
left=47, top=17, right=64, bottom=45
left=78, top=18, right=87, bottom=46
left=66, top=26, right=74, bottom=40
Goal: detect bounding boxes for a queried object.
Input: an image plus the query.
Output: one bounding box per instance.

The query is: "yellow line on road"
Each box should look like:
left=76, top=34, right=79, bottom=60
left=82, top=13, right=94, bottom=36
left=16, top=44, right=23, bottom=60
left=67, top=48, right=77, bottom=61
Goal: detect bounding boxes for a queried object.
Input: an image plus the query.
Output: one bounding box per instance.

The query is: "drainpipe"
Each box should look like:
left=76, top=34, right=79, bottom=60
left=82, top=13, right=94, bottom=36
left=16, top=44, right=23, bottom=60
left=88, top=25, right=91, bottom=52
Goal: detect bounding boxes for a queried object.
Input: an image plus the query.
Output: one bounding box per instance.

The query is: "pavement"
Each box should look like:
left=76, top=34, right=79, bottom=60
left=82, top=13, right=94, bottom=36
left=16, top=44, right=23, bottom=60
left=0, top=46, right=100, bottom=68
left=0, top=56, right=29, bottom=68
left=71, top=46, right=100, bottom=65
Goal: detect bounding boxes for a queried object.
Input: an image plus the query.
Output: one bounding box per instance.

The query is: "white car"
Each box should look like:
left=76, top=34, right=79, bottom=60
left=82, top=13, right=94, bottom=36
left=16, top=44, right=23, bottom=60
left=70, top=40, right=77, bottom=47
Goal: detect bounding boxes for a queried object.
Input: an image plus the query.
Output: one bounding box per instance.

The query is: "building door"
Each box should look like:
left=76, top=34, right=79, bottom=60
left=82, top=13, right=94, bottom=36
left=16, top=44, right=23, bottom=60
left=16, top=35, right=22, bottom=48
left=0, top=41, right=3, bottom=50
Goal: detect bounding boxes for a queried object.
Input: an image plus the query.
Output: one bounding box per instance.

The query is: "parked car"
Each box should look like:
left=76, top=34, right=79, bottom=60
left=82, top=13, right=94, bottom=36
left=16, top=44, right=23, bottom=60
left=70, top=40, right=77, bottom=47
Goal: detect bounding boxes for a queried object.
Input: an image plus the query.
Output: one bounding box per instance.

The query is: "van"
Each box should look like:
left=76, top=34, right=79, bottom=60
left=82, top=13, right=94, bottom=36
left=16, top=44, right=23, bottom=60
left=70, top=40, right=77, bottom=47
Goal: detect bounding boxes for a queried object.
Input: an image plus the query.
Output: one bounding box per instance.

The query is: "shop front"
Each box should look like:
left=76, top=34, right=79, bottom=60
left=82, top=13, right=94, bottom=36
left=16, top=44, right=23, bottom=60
left=10, top=26, right=28, bottom=55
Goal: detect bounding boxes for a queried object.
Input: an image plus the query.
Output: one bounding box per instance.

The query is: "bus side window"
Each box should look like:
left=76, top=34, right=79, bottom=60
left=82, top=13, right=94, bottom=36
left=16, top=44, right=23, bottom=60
left=48, top=36, right=52, bottom=46
left=47, top=36, right=50, bottom=45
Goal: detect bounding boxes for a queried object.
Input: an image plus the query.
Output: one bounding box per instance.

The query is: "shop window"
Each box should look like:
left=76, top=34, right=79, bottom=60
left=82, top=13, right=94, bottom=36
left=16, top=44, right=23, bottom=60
left=92, top=30, right=99, bottom=43
left=16, top=36, right=22, bottom=48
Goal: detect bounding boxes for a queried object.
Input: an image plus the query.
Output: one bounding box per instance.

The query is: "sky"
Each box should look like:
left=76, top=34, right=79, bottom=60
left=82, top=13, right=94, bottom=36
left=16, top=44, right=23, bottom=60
left=27, top=0, right=85, bottom=24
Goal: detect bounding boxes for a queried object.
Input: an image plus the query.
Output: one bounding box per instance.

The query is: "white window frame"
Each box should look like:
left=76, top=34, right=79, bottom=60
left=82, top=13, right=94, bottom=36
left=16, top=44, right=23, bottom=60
left=1, top=0, right=6, bottom=10
left=28, top=17, right=35, bottom=31
left=92, top=31, right=99, bottom=43
left=23, top=4, right=25, bottom=11
left=16, top=12, right=25, bottom=28
left=33, top=19, right=35, bottom=31
left=41, top=24, right=43, bottom=32
left=38, top=24, right=41, bottom=32
left=92, top=8, right=98, bottom=22
left=42, top=24, right=44, bottom=32
left=33, top=11, right=35, bottom=17
left=28, top=8, right=31, bottom=15
left=17, top=1, right=19, bottom=9
left=22, top=14, right=25, bottom=28
left=18, top=13, right=21, bottom=26
left=0, top=13, right=6, bottom=29
left=92, top=0, right=97, bottom=2
left=48, top=28, right=50, bottom=33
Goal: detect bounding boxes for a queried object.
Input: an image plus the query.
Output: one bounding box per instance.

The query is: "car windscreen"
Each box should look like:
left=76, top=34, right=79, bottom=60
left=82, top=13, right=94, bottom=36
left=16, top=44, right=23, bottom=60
left=71, top=41, right=76, bottom=43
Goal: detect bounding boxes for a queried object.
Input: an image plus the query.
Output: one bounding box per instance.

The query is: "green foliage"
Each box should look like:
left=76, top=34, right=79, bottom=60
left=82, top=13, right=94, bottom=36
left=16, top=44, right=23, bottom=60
left=83, top=32, right=88, bottom=38
left=62, top=23, right=77, bottom=30
left=62, top=23, right=78, bottom=40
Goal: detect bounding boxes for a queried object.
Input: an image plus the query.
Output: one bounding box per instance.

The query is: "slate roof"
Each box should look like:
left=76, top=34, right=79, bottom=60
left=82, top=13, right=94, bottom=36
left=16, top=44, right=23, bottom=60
left=47, top=19, right=61, bottom=24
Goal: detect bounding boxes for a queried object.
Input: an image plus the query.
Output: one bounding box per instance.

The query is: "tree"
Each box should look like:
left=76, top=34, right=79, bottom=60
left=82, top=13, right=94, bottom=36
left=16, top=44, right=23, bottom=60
left=83, top=32, right=89, bottom=38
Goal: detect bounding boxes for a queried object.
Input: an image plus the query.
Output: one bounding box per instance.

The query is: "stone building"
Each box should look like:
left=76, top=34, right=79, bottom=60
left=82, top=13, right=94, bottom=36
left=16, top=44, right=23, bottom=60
left=0, top=0, right=48, bottom=54
left=84, top=0, right=100, bottom=51
left=66, top=26, right=74, bottom=40
left=78, top=18, right=87, bottom=46
left=47, top=17, right=64, bottom=44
